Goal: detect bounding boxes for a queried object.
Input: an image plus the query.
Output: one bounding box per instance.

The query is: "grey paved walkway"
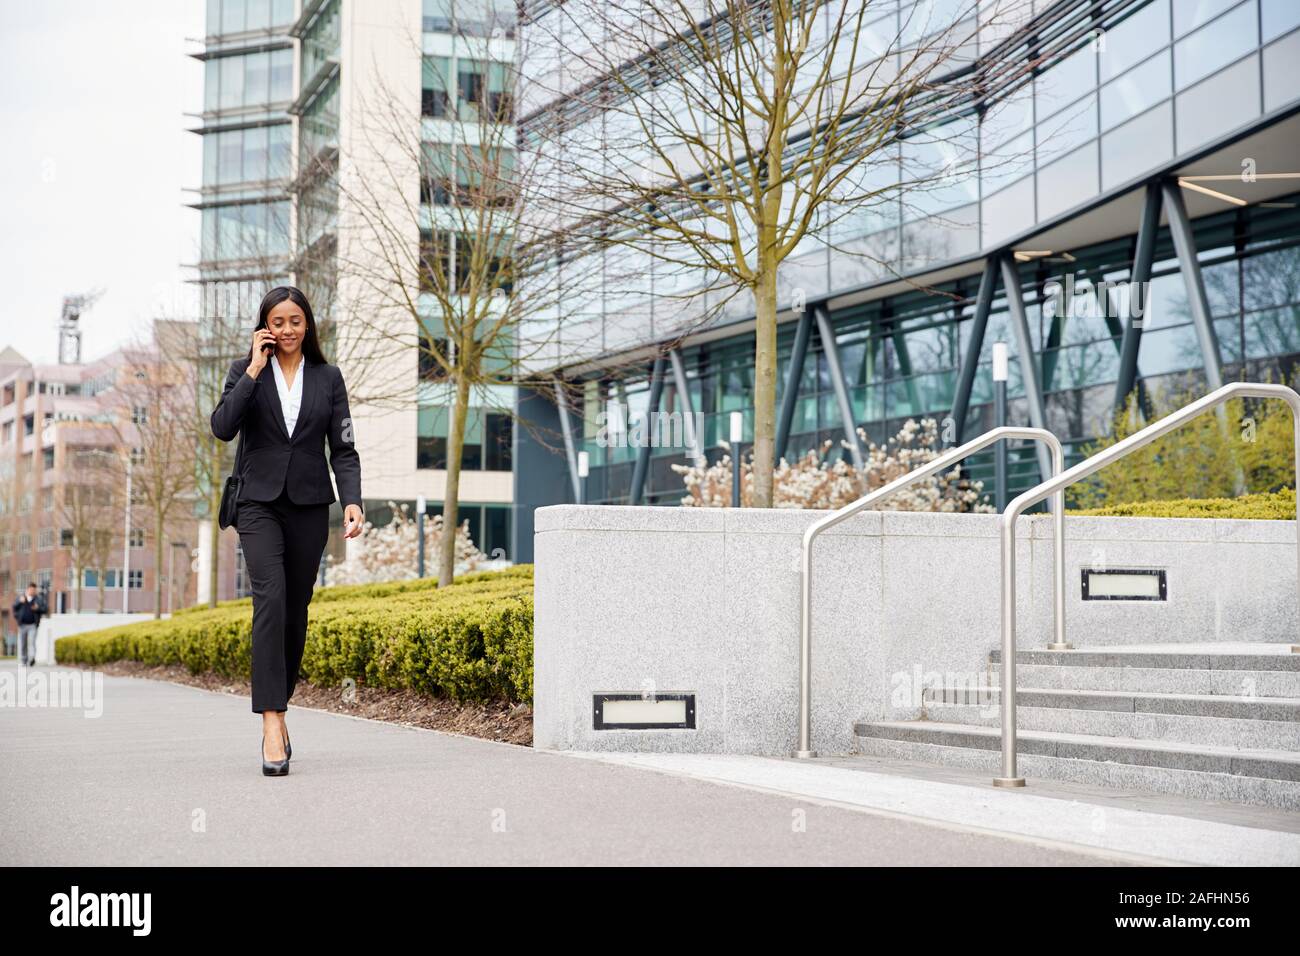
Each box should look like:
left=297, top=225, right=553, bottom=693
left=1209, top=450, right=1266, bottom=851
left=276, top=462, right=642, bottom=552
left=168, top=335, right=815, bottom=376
left=0, top=662, right=1124, bottom=866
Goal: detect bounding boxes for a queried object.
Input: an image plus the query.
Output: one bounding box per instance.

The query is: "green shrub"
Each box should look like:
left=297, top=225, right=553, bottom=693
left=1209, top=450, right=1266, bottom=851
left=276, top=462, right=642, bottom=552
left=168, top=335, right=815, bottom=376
left=1069, top=380, right=1296, bottom=510
left=56, top=566, right=535, bottom=704
left=1072, top=489, right=1295, bottom=519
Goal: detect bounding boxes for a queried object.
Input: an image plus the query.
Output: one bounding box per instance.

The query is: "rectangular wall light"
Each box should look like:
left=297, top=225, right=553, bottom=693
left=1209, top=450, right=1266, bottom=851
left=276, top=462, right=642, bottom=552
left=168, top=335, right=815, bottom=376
left=593, top=693, right=696, bottom=730
left=1081, top=568, right=1167, bottom=601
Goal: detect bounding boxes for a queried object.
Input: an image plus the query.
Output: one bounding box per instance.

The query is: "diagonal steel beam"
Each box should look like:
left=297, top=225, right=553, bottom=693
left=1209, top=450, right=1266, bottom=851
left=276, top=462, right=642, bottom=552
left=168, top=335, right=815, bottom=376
left=814, top=303, right=865, bottom=471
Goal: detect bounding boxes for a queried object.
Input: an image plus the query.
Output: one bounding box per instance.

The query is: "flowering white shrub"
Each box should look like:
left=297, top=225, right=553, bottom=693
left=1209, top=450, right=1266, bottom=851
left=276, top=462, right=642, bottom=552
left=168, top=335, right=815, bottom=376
left=323, top=500, right=486, bottom=585
left=672, top=418, right=993, bottom=512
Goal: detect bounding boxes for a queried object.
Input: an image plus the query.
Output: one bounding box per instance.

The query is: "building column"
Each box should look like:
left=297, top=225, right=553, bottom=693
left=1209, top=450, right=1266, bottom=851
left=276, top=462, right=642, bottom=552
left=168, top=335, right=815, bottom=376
left=949, top=258, right=998, bottom=444
left=1114, top=182, right=1163, bottom=412
left=629, top=356, right=666, bottom=505
left=999, top=255, right=1055, bottom=487
left=1161, top=181, right=1224, bottom=391
left=552, top=379, right=582, bottom=502
left=814, top=304, right=865, bottom=471
left=775, top=307, right=813, bottom=464
left=668, top=348, right=705, bottom=467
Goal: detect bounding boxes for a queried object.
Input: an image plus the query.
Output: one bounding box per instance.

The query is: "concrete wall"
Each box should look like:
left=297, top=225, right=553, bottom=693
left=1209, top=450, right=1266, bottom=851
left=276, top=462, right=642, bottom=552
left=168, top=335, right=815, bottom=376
left=39, top=613, right=160, bottom=665
left=534, top=505, right=1299, bottom=756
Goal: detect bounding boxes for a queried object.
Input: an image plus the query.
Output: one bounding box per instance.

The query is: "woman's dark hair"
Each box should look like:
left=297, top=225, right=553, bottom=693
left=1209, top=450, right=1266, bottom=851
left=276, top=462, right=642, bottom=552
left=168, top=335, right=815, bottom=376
left=248, top=286, right=328, bottom=365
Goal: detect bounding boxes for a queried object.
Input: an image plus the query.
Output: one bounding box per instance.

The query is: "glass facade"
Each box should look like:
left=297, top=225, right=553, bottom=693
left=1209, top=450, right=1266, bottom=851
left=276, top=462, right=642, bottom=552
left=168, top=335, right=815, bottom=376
left=521, top=0, right=1300, bottom=371
left=573, top=197, right=1300, bottom=504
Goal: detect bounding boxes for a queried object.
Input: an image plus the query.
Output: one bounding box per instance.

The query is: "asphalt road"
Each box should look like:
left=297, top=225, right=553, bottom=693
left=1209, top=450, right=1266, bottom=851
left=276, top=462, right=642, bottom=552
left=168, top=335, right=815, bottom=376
left=0, top=662, right=1123, bottom=866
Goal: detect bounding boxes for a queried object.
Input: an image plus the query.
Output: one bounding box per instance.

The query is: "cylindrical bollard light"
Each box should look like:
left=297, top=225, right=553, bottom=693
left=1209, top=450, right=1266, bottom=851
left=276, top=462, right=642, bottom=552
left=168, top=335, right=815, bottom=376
left=992, top=342, right=1009, bottom=512
left=730, top=411, right=744, bottom=507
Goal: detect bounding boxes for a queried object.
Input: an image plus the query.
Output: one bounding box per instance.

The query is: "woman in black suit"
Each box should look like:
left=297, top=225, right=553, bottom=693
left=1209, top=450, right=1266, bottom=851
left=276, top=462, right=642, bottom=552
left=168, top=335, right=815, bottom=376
left=210, top=286, right=364, bottom=776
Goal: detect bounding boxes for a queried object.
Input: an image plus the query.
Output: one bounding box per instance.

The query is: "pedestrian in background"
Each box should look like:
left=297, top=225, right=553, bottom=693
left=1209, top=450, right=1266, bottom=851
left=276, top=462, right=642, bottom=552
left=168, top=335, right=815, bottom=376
left=12, top=582, right=47, bottom=667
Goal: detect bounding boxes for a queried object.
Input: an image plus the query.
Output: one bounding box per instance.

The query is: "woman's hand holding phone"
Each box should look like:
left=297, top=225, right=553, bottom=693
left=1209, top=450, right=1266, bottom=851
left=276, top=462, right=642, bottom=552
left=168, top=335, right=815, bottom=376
left=247, top=329, right=276, bottom=378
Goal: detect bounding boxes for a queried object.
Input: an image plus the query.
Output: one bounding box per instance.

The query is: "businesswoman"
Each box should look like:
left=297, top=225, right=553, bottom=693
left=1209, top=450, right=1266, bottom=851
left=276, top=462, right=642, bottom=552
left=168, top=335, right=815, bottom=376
left=210, top=286, right=364, bottom=777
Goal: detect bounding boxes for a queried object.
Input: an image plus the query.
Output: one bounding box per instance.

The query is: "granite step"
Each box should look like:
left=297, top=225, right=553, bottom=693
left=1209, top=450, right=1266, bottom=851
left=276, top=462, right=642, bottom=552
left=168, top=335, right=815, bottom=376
left=853, top=720, right=1300, bottom=810
left=987, top=660, right=1300, bottom=697
left=919, top=687, right=1300, bottom=750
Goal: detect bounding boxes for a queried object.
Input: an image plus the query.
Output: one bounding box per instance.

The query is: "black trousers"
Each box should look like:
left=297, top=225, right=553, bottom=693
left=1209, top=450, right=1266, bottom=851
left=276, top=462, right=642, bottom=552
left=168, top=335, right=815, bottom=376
left=236, top=479, right=330, bottom=713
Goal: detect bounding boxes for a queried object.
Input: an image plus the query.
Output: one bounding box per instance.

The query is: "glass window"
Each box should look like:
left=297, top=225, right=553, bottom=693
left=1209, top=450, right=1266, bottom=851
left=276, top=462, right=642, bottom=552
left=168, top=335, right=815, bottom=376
left=981, top=82, right=1033, bottom=151
left=423, top=0, right=453, bottom=33
left=270, top=48, right=293, bottom=101
left=221, top=0, right=245, bottom=34
left=1245, top=305, right=1300, bottom=359
left=1099, top=0, right=1170, bottom=81
left=1036, top=93, right=1097, bottom=166
left=1036, top=146, right=1098, bottom=221
left=219, top=55, right=244, bottom=110
left=422, top=56, right=451, bottom=117
left=242, top=125, right=269, bottom=182
left=981, top=174, right=1035, bottom=247
left=1137, top=323, right=1204, bottom=375
left=1174, top=1, right=1257, bottom=88
left=245, top=0, right=270, bottom=32
left=205, top=58, right=219, bottom=112
left=1035, top=43, right=1096, bottom=120
left=245, top=51, right=269, bottom=104
left=1100, top=50, right=1171, bottom=131
left=1100, top=101, right=1172, bottom=190
left=1243, top=246, right=1300, bottom=311
left=1174, top=54, right=1260, bottom=154
left=1262, top=0, right=1300, bottom=41
left=1175, top=0, right=1239, bottom=36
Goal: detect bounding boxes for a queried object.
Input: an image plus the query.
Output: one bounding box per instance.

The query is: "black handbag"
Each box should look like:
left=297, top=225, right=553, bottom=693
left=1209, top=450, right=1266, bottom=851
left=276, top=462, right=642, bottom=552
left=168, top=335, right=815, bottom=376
left=218, top=434, right=245, bottom=530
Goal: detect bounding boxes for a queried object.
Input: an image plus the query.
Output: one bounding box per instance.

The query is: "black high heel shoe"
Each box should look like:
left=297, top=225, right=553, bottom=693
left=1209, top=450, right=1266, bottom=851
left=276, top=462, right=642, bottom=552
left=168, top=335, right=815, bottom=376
left=262, top=733, right=290, bottom=776
left=284, top=731, right=291, bottom=760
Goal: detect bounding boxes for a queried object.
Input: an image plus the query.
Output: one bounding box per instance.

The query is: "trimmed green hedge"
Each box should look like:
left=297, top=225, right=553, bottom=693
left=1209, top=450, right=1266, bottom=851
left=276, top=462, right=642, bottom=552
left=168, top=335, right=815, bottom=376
left=1071, top=489, right=1295, bottom=520
left=57, top=566, right=535, bottom=704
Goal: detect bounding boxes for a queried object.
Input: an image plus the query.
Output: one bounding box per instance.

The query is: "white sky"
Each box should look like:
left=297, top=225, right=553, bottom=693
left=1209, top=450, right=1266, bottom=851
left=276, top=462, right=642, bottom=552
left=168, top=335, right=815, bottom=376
left=0, top=0, right=205, bottom=365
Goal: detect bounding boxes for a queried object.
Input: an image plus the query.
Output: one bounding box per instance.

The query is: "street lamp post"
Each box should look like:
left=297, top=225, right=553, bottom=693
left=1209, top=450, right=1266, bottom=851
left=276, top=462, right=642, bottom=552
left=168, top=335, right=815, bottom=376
left=122, top=453, right=133, bottom=613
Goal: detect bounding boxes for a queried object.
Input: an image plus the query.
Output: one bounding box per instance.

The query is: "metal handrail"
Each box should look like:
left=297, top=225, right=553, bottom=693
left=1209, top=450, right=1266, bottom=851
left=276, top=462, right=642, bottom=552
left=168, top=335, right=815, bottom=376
left=994, top=382, right=1300, bottom=787
left=796, top=426, right=1067, bottom=758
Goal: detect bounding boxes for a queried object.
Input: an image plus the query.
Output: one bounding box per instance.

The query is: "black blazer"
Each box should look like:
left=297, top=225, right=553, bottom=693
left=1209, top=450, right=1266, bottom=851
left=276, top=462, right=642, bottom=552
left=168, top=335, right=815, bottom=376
left=210, top=354, right=363, bottom=512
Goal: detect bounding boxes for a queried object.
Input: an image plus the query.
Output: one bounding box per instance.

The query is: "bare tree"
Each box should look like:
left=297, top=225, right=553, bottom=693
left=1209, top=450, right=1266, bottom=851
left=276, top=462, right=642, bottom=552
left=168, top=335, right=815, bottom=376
left=324, top=10, right=574, bottom=584
left=523, top=0, right=1038, bottom=505
left=55, top=445, right=119, bottom=613
left=105, top=324, right=203, bottom=618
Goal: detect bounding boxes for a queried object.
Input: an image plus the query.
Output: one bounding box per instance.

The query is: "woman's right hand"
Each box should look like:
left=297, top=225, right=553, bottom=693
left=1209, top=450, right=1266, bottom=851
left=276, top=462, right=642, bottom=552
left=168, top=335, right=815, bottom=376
left=247, top=329, right=276, bottom=377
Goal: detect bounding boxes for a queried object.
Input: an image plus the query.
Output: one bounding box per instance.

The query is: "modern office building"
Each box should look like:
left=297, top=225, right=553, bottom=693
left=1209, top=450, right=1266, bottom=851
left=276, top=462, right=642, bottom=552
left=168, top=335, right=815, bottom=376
left=286, top=0, right=515, bottom=556
left=189, top=0, right=297, bottom=600
left=512, top=0, right=1300, bottom=562
left=189, top=0, right=516, bottom=576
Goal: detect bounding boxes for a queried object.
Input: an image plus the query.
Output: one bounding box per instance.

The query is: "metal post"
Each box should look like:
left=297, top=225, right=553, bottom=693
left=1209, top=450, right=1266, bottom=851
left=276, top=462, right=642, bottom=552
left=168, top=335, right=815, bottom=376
left=950, top=259, right=998, bottom=445
left=814, top=304, right=865, bottom=471
left=797, top=425, right=1067, bottom=759
left=122, top=454, right=132, bottom=613
left=629, top=357, right=666, bottom=505
left=775, top=309, right=813, bottom=463
left=1162, top=181, right=1224, bottom=390
left=993, top=343, right=1009, bottom=512
left=1114, top=183, right=1162, bottom=412
left=999, top=256, right=1056, bottom=488
left=996, top=381, right=1299, bottom=786
left=552, top=379, right=583, bottom=502
left=577, top=451, right=589, bottom=505
left=669, top=348, right=705, bottom=467
left=416, top=495, right=426, bottom=577
left=729, top=411, right=744, bottom=507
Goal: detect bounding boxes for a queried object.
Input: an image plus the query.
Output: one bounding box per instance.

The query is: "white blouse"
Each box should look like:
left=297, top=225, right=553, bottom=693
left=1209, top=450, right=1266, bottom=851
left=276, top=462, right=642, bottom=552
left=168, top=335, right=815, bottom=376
left=270, top=353, right=304, bottom=437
